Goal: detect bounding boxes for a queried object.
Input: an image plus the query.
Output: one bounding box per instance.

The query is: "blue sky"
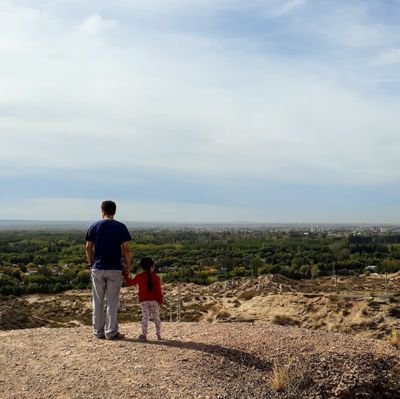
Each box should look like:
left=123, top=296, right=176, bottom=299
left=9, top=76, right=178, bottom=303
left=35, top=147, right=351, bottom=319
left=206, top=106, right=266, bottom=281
left=1, top=0, right=400, bottom=223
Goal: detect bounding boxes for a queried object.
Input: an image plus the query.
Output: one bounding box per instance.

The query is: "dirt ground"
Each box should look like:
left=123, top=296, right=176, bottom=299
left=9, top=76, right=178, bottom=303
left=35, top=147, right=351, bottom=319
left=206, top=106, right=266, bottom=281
left=1, top=273, right=399, bottom=398
left=1, top=322, right=399, bottom=399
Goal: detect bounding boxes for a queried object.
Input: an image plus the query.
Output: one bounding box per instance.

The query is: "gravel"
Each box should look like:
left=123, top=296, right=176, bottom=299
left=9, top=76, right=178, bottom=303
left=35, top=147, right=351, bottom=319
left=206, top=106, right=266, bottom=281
left=1, top=322, right=399, bottom=399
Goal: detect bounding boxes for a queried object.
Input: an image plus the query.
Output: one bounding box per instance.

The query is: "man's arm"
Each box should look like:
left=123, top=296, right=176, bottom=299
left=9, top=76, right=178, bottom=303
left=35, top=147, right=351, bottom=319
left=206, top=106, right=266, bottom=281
left=85, top=241, right=94, bottom=268
left=122, top=241, right=132, bottom=273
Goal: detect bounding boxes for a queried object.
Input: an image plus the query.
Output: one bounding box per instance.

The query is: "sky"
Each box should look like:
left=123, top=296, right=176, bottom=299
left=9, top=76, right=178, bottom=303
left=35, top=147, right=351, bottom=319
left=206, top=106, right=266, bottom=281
left=1, top=0, right=400, bottom=223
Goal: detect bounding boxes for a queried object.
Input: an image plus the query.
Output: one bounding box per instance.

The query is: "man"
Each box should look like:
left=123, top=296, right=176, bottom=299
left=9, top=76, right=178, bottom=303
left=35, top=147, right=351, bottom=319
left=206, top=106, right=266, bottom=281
left=85, top=200, right=132, bottom=340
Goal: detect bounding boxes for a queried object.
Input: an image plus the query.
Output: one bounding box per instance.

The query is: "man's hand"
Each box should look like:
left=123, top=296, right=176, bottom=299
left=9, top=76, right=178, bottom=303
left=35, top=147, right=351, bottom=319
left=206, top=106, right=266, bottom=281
left=123, top=263, right=131, bottom=274
left=85, top=241, right=94, bottom=268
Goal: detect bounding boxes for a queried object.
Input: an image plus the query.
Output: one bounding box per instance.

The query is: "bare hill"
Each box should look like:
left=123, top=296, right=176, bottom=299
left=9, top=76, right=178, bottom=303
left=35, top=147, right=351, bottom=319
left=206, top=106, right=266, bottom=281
left=1, top=273, right=399, bottom=340
left=1, top=322, right=399, bottom=399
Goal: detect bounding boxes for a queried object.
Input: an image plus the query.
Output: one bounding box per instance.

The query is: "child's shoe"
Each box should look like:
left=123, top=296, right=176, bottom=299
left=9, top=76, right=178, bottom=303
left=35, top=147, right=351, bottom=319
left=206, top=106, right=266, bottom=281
left=138, top=334, right=147, bottom=341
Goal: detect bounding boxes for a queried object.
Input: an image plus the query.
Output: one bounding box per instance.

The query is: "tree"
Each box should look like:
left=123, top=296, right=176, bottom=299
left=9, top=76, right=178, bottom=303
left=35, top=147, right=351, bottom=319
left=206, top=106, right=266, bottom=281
left=381, top=258, right=400, bottom=273
left=310, top=264, right=320, bottom=279
left=76, top=270, right=91, bottom=285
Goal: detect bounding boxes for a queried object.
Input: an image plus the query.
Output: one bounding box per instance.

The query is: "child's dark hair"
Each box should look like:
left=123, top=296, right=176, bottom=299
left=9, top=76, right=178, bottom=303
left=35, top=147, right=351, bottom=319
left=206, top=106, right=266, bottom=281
left=141, top=257, right=154, bottom=290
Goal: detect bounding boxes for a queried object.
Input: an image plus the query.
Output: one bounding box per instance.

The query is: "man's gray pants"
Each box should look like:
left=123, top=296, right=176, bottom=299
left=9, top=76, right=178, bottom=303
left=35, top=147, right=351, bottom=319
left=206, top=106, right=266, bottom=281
left=91, top=269, right=122, bottom=339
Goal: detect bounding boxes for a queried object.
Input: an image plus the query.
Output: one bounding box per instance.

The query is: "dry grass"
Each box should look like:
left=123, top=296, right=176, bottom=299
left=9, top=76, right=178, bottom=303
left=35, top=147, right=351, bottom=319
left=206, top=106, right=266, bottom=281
left=388, top=330, right=400, bottom=348
left=271, top=360, right=290, bottom=392
left=270, top=359, right=309, bottom=398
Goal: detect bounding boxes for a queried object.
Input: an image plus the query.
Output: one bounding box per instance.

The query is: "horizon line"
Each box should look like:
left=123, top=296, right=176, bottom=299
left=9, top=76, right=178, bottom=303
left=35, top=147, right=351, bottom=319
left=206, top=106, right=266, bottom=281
left=0, top=219, right=399, bottom=226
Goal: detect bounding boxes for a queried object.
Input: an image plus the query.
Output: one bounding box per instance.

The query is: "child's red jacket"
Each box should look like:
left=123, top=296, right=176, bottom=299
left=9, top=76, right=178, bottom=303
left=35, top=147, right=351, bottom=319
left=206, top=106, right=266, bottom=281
left=124, top=271, right=164, bottom=304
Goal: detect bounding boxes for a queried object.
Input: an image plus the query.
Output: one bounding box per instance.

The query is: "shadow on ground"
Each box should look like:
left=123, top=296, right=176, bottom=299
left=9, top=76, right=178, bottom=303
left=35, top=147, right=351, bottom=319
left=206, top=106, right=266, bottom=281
left=124, top=337, right=271, bottom=371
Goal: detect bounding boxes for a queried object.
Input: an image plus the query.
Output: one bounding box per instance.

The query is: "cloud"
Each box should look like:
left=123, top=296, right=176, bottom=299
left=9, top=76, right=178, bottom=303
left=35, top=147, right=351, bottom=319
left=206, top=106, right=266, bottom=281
left=270, top=0, right=307, bottom=17
left=375, top=48, right=400, bottom=66
left=1, top=0, right=400, bottom=221
left=317, top=11, right=395, bottom=49
left=78, top=14, right=116, bottom=35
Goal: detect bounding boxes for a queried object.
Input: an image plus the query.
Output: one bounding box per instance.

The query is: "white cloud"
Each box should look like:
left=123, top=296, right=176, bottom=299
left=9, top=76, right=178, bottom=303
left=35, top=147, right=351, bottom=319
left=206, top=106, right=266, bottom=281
left=78, top=14, right=116, bottom=35
left=305, top=3, right=399, bottom=50
left=270, top=0, right=307, bottom=17
left=1, top=0, right=400, bottom=196
left=375, top=48, right=400, bottom=66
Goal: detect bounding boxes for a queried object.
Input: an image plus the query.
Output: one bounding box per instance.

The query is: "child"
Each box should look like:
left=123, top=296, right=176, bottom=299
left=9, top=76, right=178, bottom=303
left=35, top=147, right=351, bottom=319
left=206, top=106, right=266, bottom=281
left=124, top=257, right=164, bottom=341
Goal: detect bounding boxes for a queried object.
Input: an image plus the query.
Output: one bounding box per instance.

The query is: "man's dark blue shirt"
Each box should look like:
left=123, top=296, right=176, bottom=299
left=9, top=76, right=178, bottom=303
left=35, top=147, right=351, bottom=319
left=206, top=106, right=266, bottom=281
left=85, top=219, right=132, bottom=270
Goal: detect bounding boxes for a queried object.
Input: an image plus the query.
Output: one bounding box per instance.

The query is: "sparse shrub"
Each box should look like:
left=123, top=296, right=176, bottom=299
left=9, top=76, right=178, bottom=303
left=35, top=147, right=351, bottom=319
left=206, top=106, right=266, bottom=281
left=387, top=305, right=400, bottom=318
left=385, top=363, right=400, bottom=392
left=388, top=330, right=400, bottom=348
left=328, top=294, right=340, bottom=303
left=342, top=309, right=351, bottom=317
left=216, top=310, right=230, bottom=320
left=272, top=315, right=300, bottom=326
left=350, top=320, right=377, bottom=331
left=312, top=321, right=326, bottom=329
left=238, top=290, right=257, bottom=301
left=367, top=299, right=382, bottom=308
left=331, top=323, right=344, bottom=332
left=305, top=303, right=316, bottom=313
left=232, top=299, right=241, bottom=308
left=303, top=294, right=320, bottom=299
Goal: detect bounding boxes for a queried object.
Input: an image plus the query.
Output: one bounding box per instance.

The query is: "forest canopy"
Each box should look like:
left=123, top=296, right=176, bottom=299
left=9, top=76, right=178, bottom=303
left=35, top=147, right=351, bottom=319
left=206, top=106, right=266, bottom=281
left=1, top=228, right=400, bottom=296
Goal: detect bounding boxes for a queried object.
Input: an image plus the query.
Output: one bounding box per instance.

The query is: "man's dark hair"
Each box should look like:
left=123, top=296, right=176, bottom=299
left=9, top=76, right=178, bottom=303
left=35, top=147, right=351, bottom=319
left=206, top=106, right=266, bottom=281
left=101, top=200, right=117, bottom=215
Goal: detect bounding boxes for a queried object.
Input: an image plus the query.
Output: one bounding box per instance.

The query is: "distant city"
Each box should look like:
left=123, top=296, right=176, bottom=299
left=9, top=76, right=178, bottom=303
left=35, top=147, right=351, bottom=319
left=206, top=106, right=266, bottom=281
left=0, top=220, right=400, bottom=234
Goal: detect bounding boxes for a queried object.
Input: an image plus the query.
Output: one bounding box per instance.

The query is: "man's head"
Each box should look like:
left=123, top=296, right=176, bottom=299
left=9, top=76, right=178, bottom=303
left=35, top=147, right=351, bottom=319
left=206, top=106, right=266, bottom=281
left=101, top=200, right=117, bottom=217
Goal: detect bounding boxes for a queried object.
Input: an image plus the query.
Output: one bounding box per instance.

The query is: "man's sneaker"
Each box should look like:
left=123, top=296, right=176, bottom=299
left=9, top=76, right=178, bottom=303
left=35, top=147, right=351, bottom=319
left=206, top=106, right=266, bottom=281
left=138, top=334, right=147, bottom=341
left=107, top=332, right=125, bottom=340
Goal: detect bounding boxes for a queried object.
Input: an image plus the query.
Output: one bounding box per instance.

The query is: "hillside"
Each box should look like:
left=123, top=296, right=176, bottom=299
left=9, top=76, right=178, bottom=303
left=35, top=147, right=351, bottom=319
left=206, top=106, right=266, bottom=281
left=1, top=322, right=399, bottom=399
left=1, top=273, right=400, bottom=340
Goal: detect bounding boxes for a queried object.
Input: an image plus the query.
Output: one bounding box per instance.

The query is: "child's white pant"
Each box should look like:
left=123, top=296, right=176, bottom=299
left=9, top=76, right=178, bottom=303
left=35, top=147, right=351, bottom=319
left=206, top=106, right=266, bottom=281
left=140, top=300, right=161, bottom=336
